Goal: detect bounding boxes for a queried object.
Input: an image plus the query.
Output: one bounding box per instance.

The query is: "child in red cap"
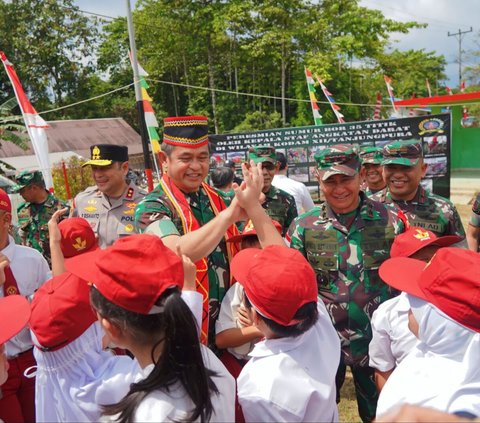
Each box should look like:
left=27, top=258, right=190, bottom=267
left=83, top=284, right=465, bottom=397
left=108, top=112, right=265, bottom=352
left=368, top=227, right=462, bottom=392
left=376, top=248, right=480, bottom=418
left=231, top=245, right=340, bottom=422
left=66, top=234, right=235, bottom=422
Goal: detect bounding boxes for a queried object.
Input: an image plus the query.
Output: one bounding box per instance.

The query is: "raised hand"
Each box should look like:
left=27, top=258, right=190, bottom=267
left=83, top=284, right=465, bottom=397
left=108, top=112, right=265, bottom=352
left=176, top=244, right=196, bottom=291
left=48, top=208, right=69, bottom=244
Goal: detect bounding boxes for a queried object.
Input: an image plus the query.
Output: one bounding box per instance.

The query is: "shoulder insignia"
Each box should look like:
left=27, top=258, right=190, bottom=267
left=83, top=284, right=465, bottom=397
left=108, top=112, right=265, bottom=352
left=126, top=187, right=134, bottom=199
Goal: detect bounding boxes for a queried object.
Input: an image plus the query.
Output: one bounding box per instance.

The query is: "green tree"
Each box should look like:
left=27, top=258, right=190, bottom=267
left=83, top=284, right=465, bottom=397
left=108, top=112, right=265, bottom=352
left=0, top=98, right=28, bottom=150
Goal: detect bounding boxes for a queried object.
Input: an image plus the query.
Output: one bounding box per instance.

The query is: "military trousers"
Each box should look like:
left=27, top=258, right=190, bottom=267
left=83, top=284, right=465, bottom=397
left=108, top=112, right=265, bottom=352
left=335, top=356, right=378, bottom=423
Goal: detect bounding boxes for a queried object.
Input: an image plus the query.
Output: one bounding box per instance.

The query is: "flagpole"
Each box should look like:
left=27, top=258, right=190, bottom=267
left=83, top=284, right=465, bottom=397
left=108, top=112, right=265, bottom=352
left=126, top=0, right=154, bottom=192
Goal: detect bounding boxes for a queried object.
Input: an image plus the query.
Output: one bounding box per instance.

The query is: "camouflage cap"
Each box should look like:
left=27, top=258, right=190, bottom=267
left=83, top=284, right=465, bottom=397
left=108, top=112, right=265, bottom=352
left=314, top=144, right=360, bottom=181
left=248, top=145, right=277, bottom=164
left=11, top=170, right=44, bottom=193
left=382, top=139, right=423, bottom=167
left=359, top=146, right=383, bottom=165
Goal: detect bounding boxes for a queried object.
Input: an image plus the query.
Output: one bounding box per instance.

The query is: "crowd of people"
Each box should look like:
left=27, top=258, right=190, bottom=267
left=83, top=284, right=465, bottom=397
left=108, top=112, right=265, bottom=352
left=0, top=114, right=479, bottom=423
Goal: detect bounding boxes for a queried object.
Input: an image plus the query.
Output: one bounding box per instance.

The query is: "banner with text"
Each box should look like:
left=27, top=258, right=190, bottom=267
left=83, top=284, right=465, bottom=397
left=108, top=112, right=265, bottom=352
left=210, top=114, right=451, bottom=199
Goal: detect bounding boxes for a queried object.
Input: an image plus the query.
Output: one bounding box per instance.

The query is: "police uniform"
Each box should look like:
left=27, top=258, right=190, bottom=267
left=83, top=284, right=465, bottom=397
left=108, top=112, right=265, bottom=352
left=287, top=145, right=406, bottom=423
left=248, top=145, right=298, bottom=236
left=374, top=140, right=465, bottom=238
left=12, top=170, right=68, bottom=266
left=72, top=144, right=147, bottom=248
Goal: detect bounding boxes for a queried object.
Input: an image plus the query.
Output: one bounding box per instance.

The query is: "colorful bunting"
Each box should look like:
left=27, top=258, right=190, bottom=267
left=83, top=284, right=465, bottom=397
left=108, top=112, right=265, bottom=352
left=373, top=92, right=382, bottom=120
left=315, top=76, right=345, bottom=124
left=304, top=67, right=323, bottom=126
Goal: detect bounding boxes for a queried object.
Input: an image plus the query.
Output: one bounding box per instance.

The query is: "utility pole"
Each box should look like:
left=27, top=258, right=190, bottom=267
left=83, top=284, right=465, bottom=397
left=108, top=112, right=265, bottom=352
left=126, top=0, right=154, bottom=192
left=448, top=27, right=473, bottom=89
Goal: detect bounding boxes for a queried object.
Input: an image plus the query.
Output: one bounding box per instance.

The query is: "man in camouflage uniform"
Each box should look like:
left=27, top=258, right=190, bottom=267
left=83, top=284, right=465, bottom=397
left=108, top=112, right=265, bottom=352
left=72, top=144, right=147, bottom=248
left=466, top=193, right=480, bottom=251
left=135, top=116, right=244, bottom=347
left=373, top=139, right=465, bottom=238
left=359, top=146, right=386, bottom=197
left=287, top=144, right=406, bottom=422
left=13, top=170, right=68, bottom=266
left=248, top=145, right=297, bottom=236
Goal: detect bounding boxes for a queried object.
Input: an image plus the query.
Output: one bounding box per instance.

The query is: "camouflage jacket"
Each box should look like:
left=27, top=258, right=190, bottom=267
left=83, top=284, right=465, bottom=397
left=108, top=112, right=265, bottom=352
left=287, top=193, right=405, bottom=366
left=262, top=186, right=298, bottom=236
left=17, top=192, right=68, bottom=266
left=135, top=182, right=231, bottom=345
left=470, top=193, right=480, bottom=227
left=372, top=186, right=465, bottom=238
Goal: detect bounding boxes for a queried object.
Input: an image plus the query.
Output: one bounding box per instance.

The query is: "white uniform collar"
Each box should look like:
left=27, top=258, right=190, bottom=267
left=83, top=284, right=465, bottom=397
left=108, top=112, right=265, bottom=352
left=1, top=235, right=17, bottom=262
left=248, top=330, right=307, bottom=358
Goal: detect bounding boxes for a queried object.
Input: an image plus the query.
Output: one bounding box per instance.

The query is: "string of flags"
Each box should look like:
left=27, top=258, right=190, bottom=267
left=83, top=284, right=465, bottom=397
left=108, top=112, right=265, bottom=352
left=315, top=76, right=345, bottom=124
left=304, top=67, right=323, bottom=126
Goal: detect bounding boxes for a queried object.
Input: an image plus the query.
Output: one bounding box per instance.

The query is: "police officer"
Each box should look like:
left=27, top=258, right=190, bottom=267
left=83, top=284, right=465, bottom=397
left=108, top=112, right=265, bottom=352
left=247, top=145, right=297, bottom=236
left=12, top=170, right=68, bottom=266
left=359, top=146, right=386, bottom=197
left=287, top=144, right=406, bottom=423
left=374, top=139, right=465, bottom=238
left=72, top=144, right=146, bottom=248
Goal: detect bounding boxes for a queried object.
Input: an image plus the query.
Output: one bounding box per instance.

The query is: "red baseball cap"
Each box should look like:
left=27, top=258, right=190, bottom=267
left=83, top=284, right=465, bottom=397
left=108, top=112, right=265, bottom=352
left=231, top=245, right=318, bottom=326
left=58, top=217, right=99, bottom=258
left=379, top=247, right=480, bottom=333
left=0, top=295, right=30, bottom=345
left=227, top=219, right=282, bottom=243
left=30, top=272, right=97, bottom=351
left=0, top=188, right=12, bottom=213
left=65, top=234, right=184, bottom=315
left=391, top=227, right=462, bottom=258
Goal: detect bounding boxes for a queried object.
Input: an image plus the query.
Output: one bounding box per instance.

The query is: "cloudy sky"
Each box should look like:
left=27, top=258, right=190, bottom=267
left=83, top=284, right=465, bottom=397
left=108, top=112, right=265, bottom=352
left=75, top=0, right=479, bottom=87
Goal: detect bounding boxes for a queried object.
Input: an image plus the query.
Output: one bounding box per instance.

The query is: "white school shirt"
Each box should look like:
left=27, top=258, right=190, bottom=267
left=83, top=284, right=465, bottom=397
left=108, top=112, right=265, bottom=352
left=215, top=283, right=256, bottom=360
left=272, top=175, right=315, bottom=214
left=1, top=236, right=51, bottom=357
left=237, top=300, right=340, bottom=422
left=133, top=345, right=235, bottom=422
left=368, top=293, right=418, bottom=372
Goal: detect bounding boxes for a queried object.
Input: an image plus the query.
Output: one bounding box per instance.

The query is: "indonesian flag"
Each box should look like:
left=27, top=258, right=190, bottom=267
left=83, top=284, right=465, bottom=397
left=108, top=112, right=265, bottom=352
left=0, top=51, right=53, bottom=190
left=446, top=86, right=453, bottom=96
left=460, top=81, right=466, bottom=93
left=383, top=75, right=397, bottom=111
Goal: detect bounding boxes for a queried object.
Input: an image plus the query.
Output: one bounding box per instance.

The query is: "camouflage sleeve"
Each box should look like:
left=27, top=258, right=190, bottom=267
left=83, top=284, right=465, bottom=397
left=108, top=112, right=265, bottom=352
left=285, top=217, right=306, bottom=257
left=134, top=192, right=179, bottom=236
left=447, top=203, right=466, bottom=238
left=284, top=194, right=298, bottom=233
left=383, top=203, right=406, bottom=235
left=470, top=194, right=480, bottom=227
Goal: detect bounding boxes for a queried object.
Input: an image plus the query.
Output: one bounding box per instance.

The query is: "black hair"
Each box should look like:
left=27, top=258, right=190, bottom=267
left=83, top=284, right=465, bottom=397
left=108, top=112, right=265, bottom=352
left=244, top=295, right=318, bottom=338
left=276, top=152, right=287, bottom=171
left=161, top=142, right=212, bottom=157
left=210, top=167, right=234, bottom=189
left=90, top=286, right=218, bottom=423
left=31, top=180, right=47, bottom=190
left=240, top=235, right=261, bottom=250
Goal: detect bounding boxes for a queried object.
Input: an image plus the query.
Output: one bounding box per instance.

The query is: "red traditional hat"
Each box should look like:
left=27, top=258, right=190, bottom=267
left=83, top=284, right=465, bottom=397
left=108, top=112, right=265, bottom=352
left=226, top=219, right=282, bottom=243
left=379, top=247, right=480, bottom=333
left=0, top=295, right=30, bottom=345
left=390, top=227, right=462, bottom=258
left=30, top=273, right=97, bottom=351
left=66, top=234, right=184, bottom=315
left=0, top=188, right=12, bottom=213
left=231, top=245, right=318, bottom=326
left=163, top=116, right=209, bottom=148
left=58, top=217, right=98, bottom=258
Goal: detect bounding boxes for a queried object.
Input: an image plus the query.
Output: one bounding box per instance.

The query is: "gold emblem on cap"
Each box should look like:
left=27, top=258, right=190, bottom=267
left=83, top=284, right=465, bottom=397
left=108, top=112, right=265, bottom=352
left=73, top=237, right=87, bottom=251
left=413, top=228, right=431, bottom=241
left=92, top=146, right=101, bottom=160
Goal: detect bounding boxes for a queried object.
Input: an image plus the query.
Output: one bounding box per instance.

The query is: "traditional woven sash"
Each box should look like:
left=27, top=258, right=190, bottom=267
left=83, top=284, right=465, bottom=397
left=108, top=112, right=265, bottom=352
left=160, top=174, right=239, bottom=344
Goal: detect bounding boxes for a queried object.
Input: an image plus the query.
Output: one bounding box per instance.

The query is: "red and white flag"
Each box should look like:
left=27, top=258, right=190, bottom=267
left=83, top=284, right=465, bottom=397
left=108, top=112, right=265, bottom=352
left=0, top=51, right=53, bottom=190
left=373, top=92, right=382, bottom=120
left=383, top=75, right=397, bottom=112
left=446, top=86, right=453, bottom=96
left=460, top=81, right=466, bottom=93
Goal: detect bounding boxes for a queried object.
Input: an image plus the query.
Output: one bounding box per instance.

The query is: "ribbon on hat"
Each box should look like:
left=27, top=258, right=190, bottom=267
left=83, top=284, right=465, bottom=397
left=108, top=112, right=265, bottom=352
left=159, top=174, right=239, bottom=344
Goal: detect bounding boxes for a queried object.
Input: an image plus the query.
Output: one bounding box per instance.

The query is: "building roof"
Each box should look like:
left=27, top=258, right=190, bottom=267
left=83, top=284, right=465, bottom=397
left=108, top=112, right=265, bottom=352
left=0, top=118, right=143, bottom=163
left=394, top=91, right=480, bottom=107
